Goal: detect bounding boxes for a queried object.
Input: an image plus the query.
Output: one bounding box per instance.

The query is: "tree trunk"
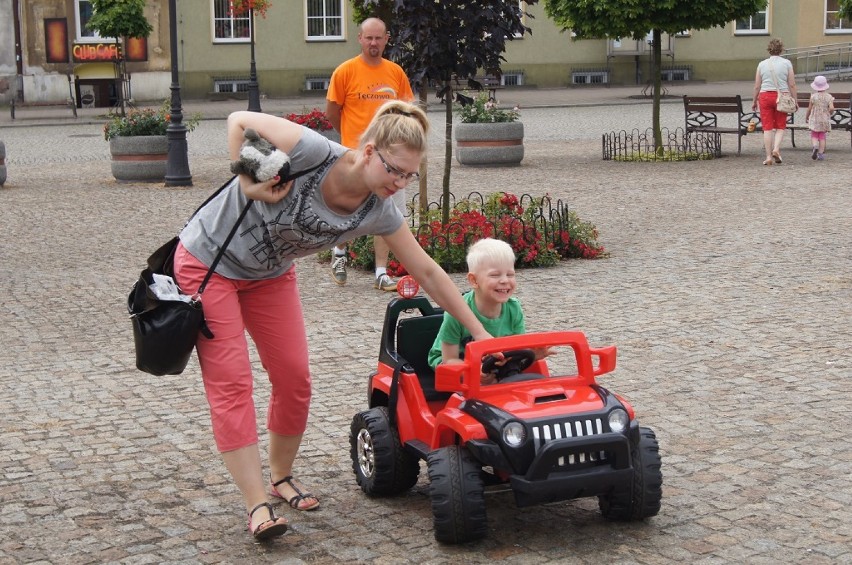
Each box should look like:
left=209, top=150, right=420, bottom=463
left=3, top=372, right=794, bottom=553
left=652, top=29, right=662, bottom=154
left=418, top=87, right=429, bottom=224
left=441, top=80, right=452, bottom=227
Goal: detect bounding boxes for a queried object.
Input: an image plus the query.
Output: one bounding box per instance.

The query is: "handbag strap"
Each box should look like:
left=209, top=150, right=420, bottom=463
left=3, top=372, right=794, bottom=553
left=193, top=146, right=334, bottom=297
left=195, top=199, right=254, bottom=296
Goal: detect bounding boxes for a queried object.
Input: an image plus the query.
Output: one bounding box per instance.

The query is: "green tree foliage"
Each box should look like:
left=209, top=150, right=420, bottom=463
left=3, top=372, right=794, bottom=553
left=353, top=0, right=537, bottom=225
left=544, top=0, right=767, bottom=152
left=86, top=0, right=152, bottom=40
left=840, top=0, right=852, bottom=20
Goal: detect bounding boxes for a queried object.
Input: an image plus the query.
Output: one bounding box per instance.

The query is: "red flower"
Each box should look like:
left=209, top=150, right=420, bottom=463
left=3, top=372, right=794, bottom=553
left=285, top=108, right=332, bottom=131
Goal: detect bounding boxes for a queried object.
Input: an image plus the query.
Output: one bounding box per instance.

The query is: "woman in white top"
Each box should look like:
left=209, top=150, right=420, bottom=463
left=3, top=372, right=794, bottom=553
left=751, top=38, right=797, bottom=166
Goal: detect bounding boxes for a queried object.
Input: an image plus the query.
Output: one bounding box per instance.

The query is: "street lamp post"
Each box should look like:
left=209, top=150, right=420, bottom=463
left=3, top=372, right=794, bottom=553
left=247, top=8, right=262, bottom=112
left=165, top=0, right=192, bottom=186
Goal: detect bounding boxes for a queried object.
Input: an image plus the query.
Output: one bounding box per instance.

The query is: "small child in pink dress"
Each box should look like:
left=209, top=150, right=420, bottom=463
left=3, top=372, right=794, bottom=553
left=805, top=75, right=835, bottom=161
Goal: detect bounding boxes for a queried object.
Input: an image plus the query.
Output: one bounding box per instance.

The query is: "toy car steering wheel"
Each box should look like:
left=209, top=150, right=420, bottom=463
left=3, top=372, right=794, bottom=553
left=481, top=349, right=536, bottom=382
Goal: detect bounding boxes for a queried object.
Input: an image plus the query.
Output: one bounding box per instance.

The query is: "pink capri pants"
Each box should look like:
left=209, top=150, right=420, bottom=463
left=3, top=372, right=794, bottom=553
left=173, top=242, right=311, bottom=452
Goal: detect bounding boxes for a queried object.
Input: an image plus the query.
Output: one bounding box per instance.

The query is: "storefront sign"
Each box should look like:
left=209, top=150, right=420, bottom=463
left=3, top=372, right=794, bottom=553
left=71, top=37, right=148, bottom=63
left=72, top=42, right=120, bottom=62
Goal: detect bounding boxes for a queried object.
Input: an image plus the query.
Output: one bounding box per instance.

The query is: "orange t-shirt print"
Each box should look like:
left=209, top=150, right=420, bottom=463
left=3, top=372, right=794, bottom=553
left=327, top=56, right=415, bottom=149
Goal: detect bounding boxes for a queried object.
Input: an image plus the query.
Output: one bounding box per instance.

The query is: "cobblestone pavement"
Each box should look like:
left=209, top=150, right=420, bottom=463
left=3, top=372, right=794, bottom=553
left=1, top=88, right=850, bottom=564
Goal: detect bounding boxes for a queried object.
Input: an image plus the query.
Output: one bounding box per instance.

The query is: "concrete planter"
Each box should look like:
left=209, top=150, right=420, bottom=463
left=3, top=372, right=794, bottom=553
left=455, top=122, right=524, bottom=166
left=109, top=135, right=168, bottom=182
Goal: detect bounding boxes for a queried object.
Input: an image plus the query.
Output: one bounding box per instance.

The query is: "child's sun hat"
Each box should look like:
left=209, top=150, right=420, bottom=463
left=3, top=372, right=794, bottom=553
left=811, top=75, right=830, bottom=92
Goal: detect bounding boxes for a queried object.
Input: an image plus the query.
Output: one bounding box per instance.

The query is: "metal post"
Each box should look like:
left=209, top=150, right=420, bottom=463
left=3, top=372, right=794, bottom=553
left=165, top=0, right=192, bottom=186
left=247, top=8, right=262, bottom=112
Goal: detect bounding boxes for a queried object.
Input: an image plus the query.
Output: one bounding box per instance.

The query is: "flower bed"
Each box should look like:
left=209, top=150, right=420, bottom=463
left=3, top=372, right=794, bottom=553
left=321, top=191, right=606, bottom=276
left=285, top=108, right=333, bottom=131
left=457, top=92, right=520, bottom=123
left=103, top=100, right=200, bottom=140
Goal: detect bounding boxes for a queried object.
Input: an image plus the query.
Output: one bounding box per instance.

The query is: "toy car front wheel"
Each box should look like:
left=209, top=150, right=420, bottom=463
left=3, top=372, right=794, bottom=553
left=349, top=407, right=420, bottom=496
left=598, top=426, right=663, bottom=520
left=427, top=445, right=487, bottom=544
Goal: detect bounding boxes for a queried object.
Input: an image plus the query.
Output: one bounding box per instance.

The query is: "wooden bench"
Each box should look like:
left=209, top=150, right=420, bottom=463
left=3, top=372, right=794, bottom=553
left=10, top=98, right=78, bottom=120
left=746, top=92, right=851, bottom=149
left=471, top=75, right=504, bottom=101
left=683, top=95, right=749, bottom=155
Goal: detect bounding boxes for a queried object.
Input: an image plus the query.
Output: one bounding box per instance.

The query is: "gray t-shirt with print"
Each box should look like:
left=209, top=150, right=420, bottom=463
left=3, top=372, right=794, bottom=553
left=179, top=127, right=403, bottom=280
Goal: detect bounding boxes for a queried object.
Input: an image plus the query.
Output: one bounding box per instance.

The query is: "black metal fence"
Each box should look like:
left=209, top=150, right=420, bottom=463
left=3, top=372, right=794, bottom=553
left=601, top=127, right=720, bottom=161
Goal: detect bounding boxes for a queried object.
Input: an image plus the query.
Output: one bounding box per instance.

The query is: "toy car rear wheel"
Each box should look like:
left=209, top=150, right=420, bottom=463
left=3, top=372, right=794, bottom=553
left=598, top=426, right=663, bottom=521
left=427, top=445, right=487, bottom=544
left=349, top=407, right=420, bottom=496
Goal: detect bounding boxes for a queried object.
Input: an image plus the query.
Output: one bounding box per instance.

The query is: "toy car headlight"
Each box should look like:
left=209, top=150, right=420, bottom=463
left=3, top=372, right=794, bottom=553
left=502, top=421, right=526, bottom=447
left=608, top=409, right=629, bottom=434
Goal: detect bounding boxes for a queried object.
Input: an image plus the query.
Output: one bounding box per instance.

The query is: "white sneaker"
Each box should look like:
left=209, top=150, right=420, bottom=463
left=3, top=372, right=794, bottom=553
left=374, top=274, right=397, bottom=292
left=331, top=255, right=347, bottom=285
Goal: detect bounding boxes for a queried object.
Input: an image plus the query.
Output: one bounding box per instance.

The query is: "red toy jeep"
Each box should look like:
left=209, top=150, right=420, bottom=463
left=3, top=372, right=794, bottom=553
left=349, top=294, right=662, bottom=543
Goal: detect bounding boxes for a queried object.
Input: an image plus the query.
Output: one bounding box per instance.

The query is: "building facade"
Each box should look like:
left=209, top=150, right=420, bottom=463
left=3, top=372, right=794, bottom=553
left=1, top=0, right=170, bottom=106
left=2, top=0, right=850, bottom=106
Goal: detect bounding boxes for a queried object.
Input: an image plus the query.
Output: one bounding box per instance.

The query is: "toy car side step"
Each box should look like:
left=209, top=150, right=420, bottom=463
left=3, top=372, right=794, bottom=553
left=404, top=439, right=430, bottom=459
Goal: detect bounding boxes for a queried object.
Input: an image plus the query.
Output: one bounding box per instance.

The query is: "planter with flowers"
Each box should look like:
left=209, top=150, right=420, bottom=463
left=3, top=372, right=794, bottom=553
left=455, top=92, right=523, bottom=166
left=103, top=100, right=200, bottom=182
left=319, top=191, right=606, bottom=276
left=285, top=108, right=340, bottom=143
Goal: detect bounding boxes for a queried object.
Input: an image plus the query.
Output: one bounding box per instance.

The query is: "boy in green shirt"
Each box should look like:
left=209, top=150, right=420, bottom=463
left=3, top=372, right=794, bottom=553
left=427, top=238, right=550, bottom=384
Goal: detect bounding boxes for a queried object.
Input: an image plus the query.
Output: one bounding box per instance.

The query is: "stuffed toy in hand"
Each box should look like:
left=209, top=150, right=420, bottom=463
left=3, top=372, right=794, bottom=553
left=230, top=128, right=291, bottom=185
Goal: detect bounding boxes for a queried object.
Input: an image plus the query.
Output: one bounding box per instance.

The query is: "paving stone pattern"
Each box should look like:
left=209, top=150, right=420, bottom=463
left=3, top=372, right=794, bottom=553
left=0, top=85, right=850, bottom=564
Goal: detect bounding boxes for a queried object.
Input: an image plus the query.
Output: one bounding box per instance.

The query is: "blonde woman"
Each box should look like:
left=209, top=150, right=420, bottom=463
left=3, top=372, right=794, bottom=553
left=173, top=101, right=491, bottom=540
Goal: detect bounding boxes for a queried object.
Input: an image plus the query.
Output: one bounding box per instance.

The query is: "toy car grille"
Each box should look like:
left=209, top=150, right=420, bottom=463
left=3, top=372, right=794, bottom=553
left=531, top=418, right=607, bottom=467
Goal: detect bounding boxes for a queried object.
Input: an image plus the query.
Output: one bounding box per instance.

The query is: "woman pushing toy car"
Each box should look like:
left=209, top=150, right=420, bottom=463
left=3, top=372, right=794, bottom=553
left=172, top=100, right=491, bottom=541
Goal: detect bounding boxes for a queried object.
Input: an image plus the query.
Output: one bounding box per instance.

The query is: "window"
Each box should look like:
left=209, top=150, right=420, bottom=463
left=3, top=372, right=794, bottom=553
left=214, top=78, right=251, bottom=93
left=305, top=75, right=331, bottom=91
left=213, top=0, right=251, bottom=42
left=306, top=0, right=343, bottom=40
left=826, top=0, right=851, bottom=32
left=571, top=70, right=609, bottom=85
left=512, top=1, right=527, bottom=38
left=660, top=67, right=691, bottom=81
left=75, top=0, right=102, bottom=41
left=735, top=9, right=768, bottom=34
left=501, top=72, right=524, bottom=86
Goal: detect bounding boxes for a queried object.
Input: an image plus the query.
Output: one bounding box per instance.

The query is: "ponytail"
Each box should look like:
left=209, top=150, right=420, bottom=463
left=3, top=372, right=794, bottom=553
left=359, top=100, right=429, bottom=152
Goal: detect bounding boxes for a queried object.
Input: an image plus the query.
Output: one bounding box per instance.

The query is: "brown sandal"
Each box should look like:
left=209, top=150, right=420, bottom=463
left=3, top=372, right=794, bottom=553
left=248, top=501, right=288, bottom=541
left=271, top=475, right=320, bottom=511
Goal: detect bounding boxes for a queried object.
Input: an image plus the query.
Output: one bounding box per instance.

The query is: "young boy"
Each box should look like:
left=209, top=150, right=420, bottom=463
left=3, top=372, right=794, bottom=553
left=427, top=238, right=550, bottom=384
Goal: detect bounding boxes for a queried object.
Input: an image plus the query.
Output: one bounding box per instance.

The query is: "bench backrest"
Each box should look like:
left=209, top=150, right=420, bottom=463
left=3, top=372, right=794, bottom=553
left=798, top=91, right=850, bottom=108
left=684, top=95, right=745, bottom=129
left=783, top=91, right=852, bottom=129
left=683, top=95, right=744, bottom=114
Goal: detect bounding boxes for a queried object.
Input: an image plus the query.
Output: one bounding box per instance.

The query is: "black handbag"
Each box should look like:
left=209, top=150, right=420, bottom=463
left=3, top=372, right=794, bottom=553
left=129, top=148, right=332, bottom=376
left=128, top=176, right=252, bottom=376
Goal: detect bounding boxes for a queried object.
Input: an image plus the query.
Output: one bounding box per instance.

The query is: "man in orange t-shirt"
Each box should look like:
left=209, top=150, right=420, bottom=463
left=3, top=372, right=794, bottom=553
left=326, top=17, right=414, bottom=292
